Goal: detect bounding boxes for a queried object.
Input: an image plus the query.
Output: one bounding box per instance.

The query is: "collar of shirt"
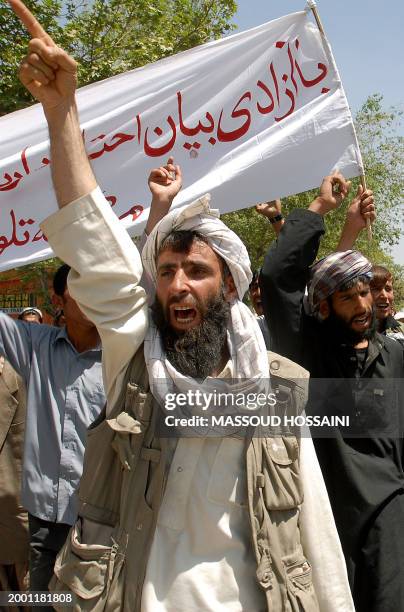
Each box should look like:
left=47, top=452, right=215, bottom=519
left=52, top=325, right=102, bottom=354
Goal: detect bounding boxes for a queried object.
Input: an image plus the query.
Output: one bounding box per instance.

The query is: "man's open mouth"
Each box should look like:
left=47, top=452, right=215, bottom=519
left=173, top=306, right=198, bottom=324
left=352, top=313, right=370, bottom=327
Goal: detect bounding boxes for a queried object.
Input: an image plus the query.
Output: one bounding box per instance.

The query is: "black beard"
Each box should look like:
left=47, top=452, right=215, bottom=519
left=323, top=305, right=377, bottom=346
left=151, top=291, right=230, bottom=379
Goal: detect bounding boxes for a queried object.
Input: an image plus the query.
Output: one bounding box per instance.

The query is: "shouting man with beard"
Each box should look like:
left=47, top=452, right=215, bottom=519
left=9, top=2, right=357, bottom=610
left=260, top=175, right=404, bottom=612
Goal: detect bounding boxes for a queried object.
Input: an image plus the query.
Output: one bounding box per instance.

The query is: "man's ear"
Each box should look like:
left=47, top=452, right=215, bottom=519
left=224, top=275, right=237, bottom=301
left=318, top=299, right=330, bottom=320
left=51, top=294, right=63, bottom=308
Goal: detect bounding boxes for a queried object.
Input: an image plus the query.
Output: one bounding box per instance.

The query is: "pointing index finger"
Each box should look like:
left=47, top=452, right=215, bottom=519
left=8, top=0, right=51, bottom=42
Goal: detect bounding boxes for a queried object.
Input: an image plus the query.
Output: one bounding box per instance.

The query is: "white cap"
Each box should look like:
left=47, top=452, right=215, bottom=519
left=19, top=307, right=43, bottom=322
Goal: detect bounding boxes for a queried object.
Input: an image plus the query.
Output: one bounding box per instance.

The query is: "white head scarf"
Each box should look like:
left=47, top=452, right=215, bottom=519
left=142, top=194, right=252, bottom=300
left=142, top=194, right=269, bottom=428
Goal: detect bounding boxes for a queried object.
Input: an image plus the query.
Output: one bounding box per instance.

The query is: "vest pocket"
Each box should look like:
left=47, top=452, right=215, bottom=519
left=78, top=386, right=152, bottom=525
left=261, top=437, right=304, bottom=509
left=50, top=519, right=124, bottom=610
left=283, top=548, right=319, bottom=612
left=78, top=420, right=123, bottom=526
left=109, top=412, right=146, bottom=470
left=108, top=413, right=162, bottom=513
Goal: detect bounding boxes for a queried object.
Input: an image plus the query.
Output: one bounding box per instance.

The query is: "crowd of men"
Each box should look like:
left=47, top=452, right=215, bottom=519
left=0, top=1, right=403, bottom=611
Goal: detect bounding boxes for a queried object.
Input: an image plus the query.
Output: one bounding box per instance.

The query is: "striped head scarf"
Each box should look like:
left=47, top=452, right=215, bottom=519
left=307, top=250, right=372, bottom=315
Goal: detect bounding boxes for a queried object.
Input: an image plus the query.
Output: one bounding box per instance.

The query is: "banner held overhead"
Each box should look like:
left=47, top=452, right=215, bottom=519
left=0, top=7, right=363, bottom=271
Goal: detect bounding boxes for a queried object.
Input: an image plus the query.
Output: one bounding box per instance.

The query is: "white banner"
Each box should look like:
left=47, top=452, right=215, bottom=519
left=0, top=9, right=363, bottom=272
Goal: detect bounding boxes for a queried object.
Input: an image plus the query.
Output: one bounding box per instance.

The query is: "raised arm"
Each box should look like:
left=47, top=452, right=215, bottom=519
left=11, top=0, right=147, bottom=411
left=255, top=199, right=284, bottom=236
left=10, top=0, right=95, bottom=207
left=139, top=157, right=182, bottom=301
left=260, top=173, right=351, bottom=363
left=145, top=156, right=182, bottom=235
left=336, top=185, right=375, bottom=251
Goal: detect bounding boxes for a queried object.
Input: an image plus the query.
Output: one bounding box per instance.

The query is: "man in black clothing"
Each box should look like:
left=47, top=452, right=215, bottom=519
left=370, top=265, right=404, bottom=348
left=261, top=173, right=404, bottom=612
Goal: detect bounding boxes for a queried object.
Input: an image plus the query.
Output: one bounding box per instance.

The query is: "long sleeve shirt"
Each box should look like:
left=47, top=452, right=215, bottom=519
left=41, top=187, right=148, bottom=415
left=0, top=316, right=104, bottom=524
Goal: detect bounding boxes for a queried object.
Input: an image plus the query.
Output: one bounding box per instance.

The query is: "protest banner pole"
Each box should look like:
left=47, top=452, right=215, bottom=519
left=306, top=0, right=372, bottom=242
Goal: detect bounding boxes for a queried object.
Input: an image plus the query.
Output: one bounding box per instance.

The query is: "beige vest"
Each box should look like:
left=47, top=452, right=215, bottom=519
left=50, top=348, right=319, bottom=612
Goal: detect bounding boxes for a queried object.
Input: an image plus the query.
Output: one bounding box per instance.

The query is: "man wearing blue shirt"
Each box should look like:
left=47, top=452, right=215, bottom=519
left=0, top=264, right=105, bottom=600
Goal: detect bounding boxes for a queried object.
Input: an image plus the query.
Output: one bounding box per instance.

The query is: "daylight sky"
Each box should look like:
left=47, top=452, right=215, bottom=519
left=233, top=0, right=404, bottom=264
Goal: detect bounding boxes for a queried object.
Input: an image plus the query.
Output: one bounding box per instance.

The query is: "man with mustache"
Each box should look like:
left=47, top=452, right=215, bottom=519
left=334, top=198, right=404, bottom=349
left=10, top=1, right=355, bottom=610
left=260, top=180, right=404, bottom=612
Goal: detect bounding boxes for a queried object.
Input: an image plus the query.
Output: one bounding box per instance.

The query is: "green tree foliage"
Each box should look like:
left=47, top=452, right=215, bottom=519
left=0, top=0, right=64, bottom=114
left=355, top=94, right=403, bottom=249
left=65, top=0, right=237, bottom=85
left=391, top=263, right=404, bottom=310
left=0, top=0, right=236, bottom=115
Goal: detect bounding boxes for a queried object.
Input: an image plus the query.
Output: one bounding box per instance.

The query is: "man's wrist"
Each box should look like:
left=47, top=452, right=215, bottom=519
left=308, top=196, right=333, bottom=216
left=44, top=97, right=78, bottom=125
left=345, top=215, right=365, bottom=233
left=341, top=221, right=361, bottom=240
left=150, top=194, right=174, bottom=209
